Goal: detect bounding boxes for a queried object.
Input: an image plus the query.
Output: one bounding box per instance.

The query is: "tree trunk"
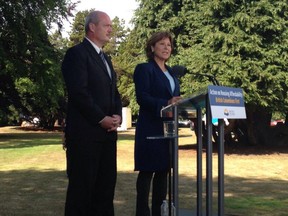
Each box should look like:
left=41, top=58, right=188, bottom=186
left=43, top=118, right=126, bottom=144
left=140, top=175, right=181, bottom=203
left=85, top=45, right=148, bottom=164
left=245, top=104, right=271, bottom=145
left=40, top=115, right=56, bottom=130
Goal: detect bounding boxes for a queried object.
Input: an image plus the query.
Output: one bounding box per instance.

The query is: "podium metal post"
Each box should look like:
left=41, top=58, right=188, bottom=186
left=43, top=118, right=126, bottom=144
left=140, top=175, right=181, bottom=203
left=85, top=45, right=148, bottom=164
left=206, top=95, right=213, bottom=216
left=196, top=107, right=203, bottom=216
left=173, top=105, right=179, bottom=216
left=218, top=119, right=225, bottom=215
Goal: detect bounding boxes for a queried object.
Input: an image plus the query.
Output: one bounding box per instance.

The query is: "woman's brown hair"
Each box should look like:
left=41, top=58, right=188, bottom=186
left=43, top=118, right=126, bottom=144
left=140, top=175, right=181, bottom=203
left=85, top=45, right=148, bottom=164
left=145, top=31, right=174, bottom=61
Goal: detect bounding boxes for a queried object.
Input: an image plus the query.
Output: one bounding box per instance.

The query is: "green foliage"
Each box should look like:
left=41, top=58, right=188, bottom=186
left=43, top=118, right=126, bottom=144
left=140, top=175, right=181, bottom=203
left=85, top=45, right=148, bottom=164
left=176, top=0, right=288, bottom=114
left=68, top=9, right=91, bottom=47
left=133, top=0, right=185, bottom=51
left=0, top=0, right=75, bottom=127
left=132, top=0, right=288, bottom=114
left=124, top=0, right=187, bottom=115
left=105, top=17, right=129, bottom=55
left=1, top=0, right=287, bottom=132
left=111, top=29, right=145, bottom=115
left=129, top=0, right=288, bottom=144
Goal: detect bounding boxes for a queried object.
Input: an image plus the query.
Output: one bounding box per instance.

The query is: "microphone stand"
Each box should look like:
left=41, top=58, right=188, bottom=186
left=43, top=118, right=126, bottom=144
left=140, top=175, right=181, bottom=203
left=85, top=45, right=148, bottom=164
left=191, top=72, right=219, bottom=86
left=171, top=65, right=219, bottom=85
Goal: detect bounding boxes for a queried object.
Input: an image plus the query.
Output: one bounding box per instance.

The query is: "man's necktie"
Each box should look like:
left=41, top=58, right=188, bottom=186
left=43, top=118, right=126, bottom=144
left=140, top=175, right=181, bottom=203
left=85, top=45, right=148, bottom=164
left=99, top=51, right=111, bottom=78
left=99, top=51, right=106, bottom=64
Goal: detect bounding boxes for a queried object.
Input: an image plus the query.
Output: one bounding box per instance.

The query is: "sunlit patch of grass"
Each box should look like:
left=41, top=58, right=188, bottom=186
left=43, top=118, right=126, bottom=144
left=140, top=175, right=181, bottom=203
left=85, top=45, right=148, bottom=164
left=225, top=196, right=288, bottom=216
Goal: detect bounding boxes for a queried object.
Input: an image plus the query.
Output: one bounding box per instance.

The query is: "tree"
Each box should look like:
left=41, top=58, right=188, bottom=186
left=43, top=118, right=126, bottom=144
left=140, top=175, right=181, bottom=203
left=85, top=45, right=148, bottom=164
left=68, top=9, right=90, bottom=47
left=131, top=0, right=288, bottom=145
left=112, top=28, right=144, bottom=116
left=0, top=0, right=76, bottom=127
left=126, top=0, right=186, bottom=116
left=177, top=0, right=288, bottom=145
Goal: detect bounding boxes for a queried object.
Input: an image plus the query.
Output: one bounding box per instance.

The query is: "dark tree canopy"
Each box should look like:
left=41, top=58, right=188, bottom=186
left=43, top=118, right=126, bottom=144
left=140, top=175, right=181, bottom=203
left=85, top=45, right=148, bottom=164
left=130, top=0, right=288, bottom=145
left=1, top=0, right=287, bottom=145
left=0, top=0, right=75, bottom=127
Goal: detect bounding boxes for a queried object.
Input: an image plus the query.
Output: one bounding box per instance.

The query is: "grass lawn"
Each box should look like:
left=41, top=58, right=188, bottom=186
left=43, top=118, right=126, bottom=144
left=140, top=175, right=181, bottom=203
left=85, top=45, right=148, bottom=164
left=0, top=126, right=288, bottom=216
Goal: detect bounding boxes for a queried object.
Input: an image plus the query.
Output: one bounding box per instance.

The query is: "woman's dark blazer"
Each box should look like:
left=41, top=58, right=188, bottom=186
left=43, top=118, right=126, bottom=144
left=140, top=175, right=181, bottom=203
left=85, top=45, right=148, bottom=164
left=134, top=60, right=180, bottom=171
left=62, top=38, right=122, bottom=151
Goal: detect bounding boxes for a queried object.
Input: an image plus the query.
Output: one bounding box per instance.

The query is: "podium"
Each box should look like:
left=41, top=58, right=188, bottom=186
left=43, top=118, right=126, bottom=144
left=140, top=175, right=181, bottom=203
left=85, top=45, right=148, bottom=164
left=153, top=87, right=225, bottom=216
left=147, top=84, right=246, bottom=215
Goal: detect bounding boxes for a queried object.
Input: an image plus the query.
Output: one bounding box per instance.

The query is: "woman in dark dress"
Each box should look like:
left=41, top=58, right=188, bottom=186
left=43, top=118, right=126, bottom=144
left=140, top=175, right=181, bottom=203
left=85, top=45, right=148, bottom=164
left=133, top=31, right=181, bottom=216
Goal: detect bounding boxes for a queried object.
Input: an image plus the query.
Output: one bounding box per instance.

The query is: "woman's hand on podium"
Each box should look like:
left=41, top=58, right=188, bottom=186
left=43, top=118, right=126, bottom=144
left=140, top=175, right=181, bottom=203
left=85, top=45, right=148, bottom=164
left=168, top=96, right=182, bottom=105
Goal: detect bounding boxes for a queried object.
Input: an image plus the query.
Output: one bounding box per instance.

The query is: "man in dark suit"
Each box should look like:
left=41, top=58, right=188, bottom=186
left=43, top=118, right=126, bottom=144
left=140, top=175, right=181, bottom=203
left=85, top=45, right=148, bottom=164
left=61, top=10, right=122, bottom=216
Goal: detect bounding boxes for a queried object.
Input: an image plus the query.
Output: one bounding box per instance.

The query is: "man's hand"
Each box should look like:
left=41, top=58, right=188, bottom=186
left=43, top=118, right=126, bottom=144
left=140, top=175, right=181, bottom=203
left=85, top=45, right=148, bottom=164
left=100, top=115, right=122, bottom=132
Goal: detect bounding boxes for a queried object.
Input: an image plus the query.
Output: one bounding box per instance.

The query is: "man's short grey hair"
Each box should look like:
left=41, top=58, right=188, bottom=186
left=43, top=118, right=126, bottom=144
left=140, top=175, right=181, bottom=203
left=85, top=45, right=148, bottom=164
left=84, top=11, right=102, bottom=33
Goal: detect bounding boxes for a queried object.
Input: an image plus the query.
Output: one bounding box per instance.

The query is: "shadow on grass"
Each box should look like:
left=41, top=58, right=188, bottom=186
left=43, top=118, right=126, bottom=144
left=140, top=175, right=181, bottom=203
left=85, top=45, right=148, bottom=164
left=178, top=143, right=288, bottom=155
left=4, top=128, right=287, bottom=155
left=118, top=132, right=135, bottom=141
left=1, top=169, right=287, bottom=216
left=0, top=129, right=135, bottom=149
left=0, top=133, right=62, bottom=149
left=0, top=169, right=67, bottom=215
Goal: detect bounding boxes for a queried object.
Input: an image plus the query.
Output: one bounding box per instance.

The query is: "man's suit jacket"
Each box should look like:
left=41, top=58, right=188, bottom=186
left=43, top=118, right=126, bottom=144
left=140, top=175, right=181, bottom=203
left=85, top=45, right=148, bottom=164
left=133, top=60, right=180, bottom=171
left=62, top=38, right=122, bottom=149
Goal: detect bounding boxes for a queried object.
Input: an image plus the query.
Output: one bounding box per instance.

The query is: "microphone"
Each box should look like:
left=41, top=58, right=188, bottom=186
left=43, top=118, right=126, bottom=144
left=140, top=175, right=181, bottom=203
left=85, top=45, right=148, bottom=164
left=171, top=65, right=188, bottom=78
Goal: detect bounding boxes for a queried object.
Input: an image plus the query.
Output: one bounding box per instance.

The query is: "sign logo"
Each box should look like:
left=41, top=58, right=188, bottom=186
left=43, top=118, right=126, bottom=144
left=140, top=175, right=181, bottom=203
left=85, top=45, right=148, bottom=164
left=208, top=85, right=246, bottom=119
